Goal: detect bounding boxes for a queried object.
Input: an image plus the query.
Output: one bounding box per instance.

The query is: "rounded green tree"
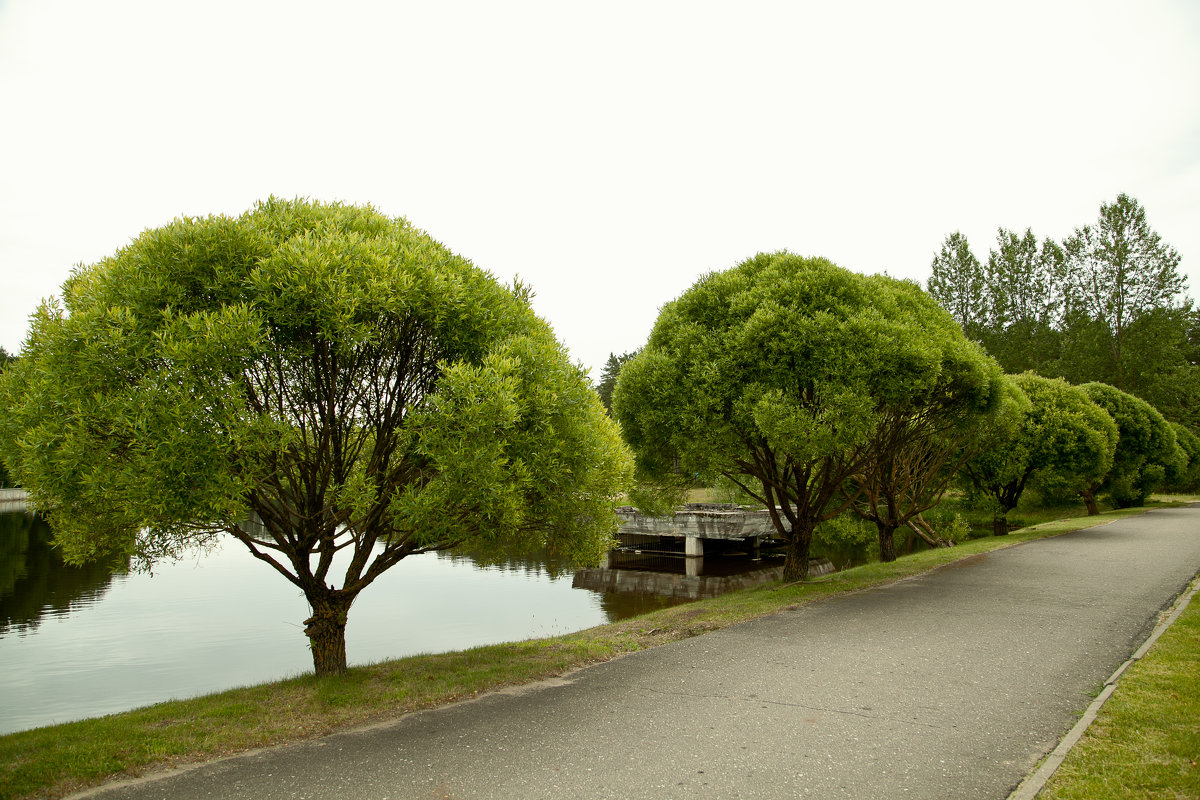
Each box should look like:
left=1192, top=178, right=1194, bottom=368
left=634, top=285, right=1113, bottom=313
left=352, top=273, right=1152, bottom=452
left=1080, top=383, right=1181, bottom=510
left=963, top=373, right=1117, bottom=533
left=0, top=198, right=632, bottom=675
left=613, top=251, right=1003, bottom=579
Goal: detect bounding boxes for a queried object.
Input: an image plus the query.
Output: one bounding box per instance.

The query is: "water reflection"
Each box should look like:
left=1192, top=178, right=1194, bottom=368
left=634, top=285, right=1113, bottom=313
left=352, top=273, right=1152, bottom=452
left=0, top=513, right=690, bottom=735
left=0, top=512, right=120, bottom=638
left=436, top=547, right=687, bottom=619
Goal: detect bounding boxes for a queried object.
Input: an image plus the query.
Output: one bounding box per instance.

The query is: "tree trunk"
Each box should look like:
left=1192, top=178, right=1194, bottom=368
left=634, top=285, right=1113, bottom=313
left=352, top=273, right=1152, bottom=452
left=992, top=515, right=1009, bottom=536
left=304, top=590, right=355, bottom=676
left=782, top=530, right=812, bottom=582
left=876, top=522, right=897, bottom=563
left=910, top=515, right=953, bottom=548
left=1081, top=488, right=1100, bottom=516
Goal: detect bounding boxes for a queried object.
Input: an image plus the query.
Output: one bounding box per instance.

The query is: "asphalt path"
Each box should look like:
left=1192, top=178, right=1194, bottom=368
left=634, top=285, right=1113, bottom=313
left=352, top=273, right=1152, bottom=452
left=75, top=505, right=1200, bottom=800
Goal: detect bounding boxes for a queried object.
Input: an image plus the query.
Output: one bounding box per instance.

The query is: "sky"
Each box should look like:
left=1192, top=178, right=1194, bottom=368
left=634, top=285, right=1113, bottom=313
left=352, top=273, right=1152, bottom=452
left=1, top=0, right=1197, bottom=379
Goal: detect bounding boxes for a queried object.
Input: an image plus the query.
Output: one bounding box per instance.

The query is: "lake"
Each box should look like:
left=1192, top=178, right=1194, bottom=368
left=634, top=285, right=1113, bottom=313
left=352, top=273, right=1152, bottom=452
left=0, top=511, right=682, bottom=735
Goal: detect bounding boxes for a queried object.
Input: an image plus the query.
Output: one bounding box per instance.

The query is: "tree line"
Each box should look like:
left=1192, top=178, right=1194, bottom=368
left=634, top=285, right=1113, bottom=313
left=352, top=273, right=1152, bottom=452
left=608, top=196, right=1196, bottom=581
left=0, top=194, right=1192, bottom=677
left=928, top=194, right=1198, bottom=430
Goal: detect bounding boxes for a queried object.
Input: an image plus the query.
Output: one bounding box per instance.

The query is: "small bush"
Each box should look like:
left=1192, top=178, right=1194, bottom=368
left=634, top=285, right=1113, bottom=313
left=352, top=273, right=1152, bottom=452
left=811, top=513, right=875, bottom=568
left=942, top=513, right=972, bottom=544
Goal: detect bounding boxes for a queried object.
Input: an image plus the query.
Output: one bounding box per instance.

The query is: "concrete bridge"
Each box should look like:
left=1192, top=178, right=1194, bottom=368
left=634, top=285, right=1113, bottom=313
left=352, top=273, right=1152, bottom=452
left=577, top=504, right=831, bottom=596
left=614, top=503, right=778, bottom=559
left=0, top=488, right=30, bottom=514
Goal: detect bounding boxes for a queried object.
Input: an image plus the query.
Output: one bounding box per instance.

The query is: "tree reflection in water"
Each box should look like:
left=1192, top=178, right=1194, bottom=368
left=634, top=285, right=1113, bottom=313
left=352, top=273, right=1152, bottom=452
left=0, top=511, right=122, bottom=638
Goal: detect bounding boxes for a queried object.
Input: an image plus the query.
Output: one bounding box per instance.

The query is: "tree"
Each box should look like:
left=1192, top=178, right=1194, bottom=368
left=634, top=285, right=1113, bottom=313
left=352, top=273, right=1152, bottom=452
left=928, top=232, right=987, bottom=337
left=595, top=350, right=640, bottom=414
left=1079, top=383, right=1180, bottom=511
left=0, top=198, right=633, bottom=676
left=614, top=252, right=1002, bottom=580
left=983, top=228, right=1064, bottom=373
left=1165, top=422, right=1200, bottom=493
left=963, top=373, right=1117, bottom=534
left=847, top=283, right=1004, bottom=562
left=1062, top=193, right=1186, bottom=390
left=1111, top=306, right=1200, bottom=431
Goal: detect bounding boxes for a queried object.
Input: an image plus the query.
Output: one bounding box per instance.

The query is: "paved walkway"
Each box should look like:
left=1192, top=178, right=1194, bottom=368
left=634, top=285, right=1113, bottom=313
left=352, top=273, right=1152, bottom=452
left=76, top=506, right=1200, bottom=800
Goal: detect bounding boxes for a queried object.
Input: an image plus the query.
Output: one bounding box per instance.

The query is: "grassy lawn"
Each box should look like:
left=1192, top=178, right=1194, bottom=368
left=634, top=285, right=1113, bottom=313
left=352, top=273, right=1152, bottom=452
left=0, top=501, right=1193, bottom=800
left=1037, top=580, right=1200, bottom=799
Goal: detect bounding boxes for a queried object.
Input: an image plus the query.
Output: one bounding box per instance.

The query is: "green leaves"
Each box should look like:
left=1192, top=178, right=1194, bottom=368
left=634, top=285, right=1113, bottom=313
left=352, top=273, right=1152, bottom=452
left=614, top=251, right=1003, bottom=564
left=0, top=197, right=634, bottom=591
left=965, top=373, right=1118, bottom=514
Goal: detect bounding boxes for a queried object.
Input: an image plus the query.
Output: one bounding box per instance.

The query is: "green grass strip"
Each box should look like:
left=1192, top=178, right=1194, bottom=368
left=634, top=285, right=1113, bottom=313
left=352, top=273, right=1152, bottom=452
left=0, top=502, right=1189, bottom=800
left=1037, top=581, right=1200, bottom=799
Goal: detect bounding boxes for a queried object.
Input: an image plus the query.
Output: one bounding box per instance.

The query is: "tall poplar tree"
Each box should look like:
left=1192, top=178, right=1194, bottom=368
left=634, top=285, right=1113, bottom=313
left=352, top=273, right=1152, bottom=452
left=1062, top=193, right=1186, bottom=390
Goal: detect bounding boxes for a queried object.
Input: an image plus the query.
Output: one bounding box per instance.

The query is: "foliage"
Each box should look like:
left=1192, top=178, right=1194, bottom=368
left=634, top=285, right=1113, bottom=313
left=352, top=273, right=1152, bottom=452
left=0, top=198, right=632, bottom=675
left=846, top=283, right=1004, bottom=562
left=927, top=228, right=1065, bottom=375
left=986, top=227, right=1065, bottom=332
left=614, top=251, right=1001, bottom=579
left=963, top=373, right=1117, bottom=534
left=1080, top=383, right=1181, bottom=509
left=595, top=349, right=640, bottom=414
left=941, top=513, right=973, bottom=544
left=708, top=474, right=764, bottom=506
left=1062, top=193, right=1186, bottom=354
left=927, top=196, right=1198, bottom=432
left=1165, top=423, right=1200, bottom=492
left=981, top=228, right=1065, bottom=373
left=928, top=232, right=986, bottom=336
left=811, top=512, right=874, bottom=569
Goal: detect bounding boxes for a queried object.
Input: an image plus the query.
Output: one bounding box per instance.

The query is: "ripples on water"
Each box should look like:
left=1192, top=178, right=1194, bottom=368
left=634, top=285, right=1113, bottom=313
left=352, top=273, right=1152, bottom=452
left=0, top=511, right=685, bottom=735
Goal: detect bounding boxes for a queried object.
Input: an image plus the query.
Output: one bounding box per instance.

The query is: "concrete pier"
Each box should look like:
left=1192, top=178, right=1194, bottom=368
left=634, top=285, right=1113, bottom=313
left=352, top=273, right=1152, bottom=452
left=0, top=488, right=31, bottom=514
left=614, top=503, right=778, bottom=567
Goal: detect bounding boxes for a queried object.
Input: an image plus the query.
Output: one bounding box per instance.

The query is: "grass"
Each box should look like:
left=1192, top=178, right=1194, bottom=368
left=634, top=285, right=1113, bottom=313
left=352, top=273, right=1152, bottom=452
left=0, top=499, right=1194, bottom=800
left=1037, top=581, right=1200, bottom=799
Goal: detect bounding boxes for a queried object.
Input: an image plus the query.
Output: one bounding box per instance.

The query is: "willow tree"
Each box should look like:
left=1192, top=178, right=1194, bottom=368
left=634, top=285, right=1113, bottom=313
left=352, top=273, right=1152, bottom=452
left=613, top=251, right=1001, bottom=580
left=0, top=198, right=632, bottom=676
left=1080, top=383, right=1180, bottom=511
left=963, top=373, right=1117, bottom=534
left=847, top=278, right=1005, bottom=562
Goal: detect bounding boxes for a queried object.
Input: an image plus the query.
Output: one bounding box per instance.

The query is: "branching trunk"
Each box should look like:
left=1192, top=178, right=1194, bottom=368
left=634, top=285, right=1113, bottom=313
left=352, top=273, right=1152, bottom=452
left=992, top=515, right=1009, bottom=536
left=304, top=589, right=356, bottom=676
left=907, top=514, right=953, bottom=548
left=876, top=521, right=898, bottom=563
left=782, top=528, right=812, bottom=582
left=1081, top=486, right=1100, bottom=516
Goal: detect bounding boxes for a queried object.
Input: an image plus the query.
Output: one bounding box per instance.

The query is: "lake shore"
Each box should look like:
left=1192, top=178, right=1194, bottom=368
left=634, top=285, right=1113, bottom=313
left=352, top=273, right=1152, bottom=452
left=3, top=501, right=1191, bottom=800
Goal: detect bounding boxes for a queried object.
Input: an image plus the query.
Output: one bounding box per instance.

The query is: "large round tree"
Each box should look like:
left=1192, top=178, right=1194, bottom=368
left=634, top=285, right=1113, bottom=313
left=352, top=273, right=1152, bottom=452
left=612, top=251, right=1003, bottom=580
left=963, top=373, right=1117, bottom=533
left=1080, top=382, right=1180, bottom=511
left=0, top=198, right=632, bottom=675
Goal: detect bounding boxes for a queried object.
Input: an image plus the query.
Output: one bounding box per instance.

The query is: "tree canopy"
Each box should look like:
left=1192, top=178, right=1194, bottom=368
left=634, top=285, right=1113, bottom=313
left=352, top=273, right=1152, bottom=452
left=963, top=373, right=1117, bottom=534
left=595, top=349, right=640, bottom=414
left=1080, top=383, right=1181, bottom=510
left=613, top=251, right=1003, bottom=580
left=927, top=195, right=1196, bottom=432
left=0, top=198, right=632, bottom=675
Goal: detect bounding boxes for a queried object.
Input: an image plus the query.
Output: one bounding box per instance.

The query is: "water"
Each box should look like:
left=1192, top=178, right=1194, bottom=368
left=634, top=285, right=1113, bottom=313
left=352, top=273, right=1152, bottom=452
left=0, top=512, right=682, bottom=735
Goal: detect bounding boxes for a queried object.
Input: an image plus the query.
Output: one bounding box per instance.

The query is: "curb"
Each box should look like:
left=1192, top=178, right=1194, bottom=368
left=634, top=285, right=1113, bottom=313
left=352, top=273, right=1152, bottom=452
left=1007, top=572, right=1200, bottom=800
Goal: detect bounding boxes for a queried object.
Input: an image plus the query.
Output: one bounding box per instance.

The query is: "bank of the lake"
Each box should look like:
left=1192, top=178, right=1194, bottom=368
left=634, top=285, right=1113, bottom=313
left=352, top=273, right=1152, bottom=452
left=0, top=512, right=684, bottom=735
left=3, top=502, right=1189, bottom=800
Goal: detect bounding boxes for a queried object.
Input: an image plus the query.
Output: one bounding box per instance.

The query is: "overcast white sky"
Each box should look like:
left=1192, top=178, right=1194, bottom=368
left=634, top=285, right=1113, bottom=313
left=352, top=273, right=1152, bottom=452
left=1, top=0, right=1197, bottom=378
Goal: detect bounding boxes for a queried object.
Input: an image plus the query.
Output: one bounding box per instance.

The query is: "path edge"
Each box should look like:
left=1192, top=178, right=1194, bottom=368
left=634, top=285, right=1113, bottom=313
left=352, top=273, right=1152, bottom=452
left=1006, top=571, right=1200, bottom=800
